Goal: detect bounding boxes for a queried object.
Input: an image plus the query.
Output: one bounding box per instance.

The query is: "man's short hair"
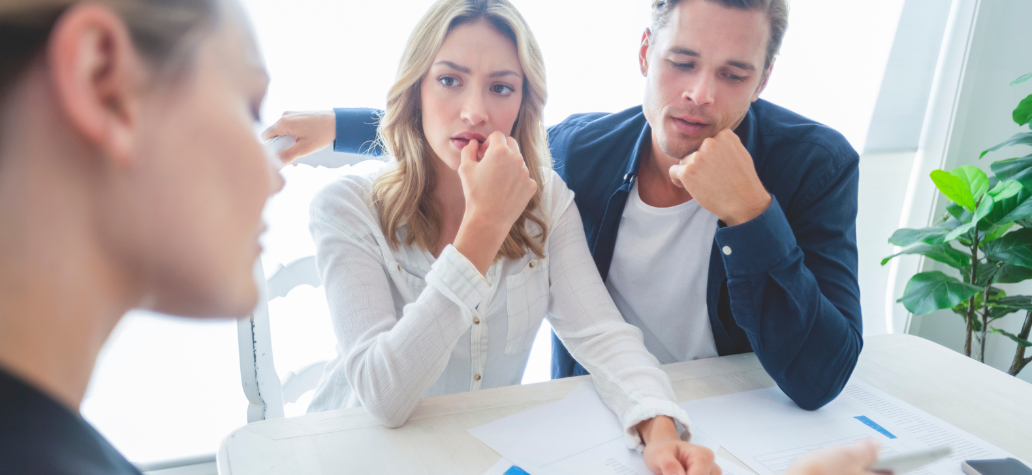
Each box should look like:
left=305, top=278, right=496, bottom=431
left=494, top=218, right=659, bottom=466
left=651, top=0, right=789, bottom=71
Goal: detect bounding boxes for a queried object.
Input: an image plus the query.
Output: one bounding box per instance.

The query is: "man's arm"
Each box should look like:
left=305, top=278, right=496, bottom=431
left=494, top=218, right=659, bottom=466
left=714, top=160, right=862, bottom=410
left=332, top=108, right=383, bottom=155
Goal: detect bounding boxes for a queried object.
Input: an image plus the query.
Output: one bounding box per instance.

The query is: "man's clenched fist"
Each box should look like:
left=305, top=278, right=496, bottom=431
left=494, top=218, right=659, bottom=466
left=668, top=129, right=771, bottom=226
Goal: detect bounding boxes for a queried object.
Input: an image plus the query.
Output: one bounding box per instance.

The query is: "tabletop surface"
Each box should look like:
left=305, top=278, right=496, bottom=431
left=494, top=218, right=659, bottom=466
left=217, top=334, right=1032, bottom=474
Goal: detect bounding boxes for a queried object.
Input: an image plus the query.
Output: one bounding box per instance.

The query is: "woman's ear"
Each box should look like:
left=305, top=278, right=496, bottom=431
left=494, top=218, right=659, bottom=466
left=47, top=3, right=144, bottom=167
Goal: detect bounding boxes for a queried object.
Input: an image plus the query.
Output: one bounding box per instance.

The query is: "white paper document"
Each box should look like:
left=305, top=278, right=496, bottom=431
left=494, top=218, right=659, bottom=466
left=680, top=381, right=1014, bottom=475
left=469, top=382, right=723, bottom=475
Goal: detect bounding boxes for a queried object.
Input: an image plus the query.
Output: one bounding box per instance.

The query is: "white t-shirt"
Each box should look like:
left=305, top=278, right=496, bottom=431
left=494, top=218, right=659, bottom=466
left=605, top=181, right=720, bottom=364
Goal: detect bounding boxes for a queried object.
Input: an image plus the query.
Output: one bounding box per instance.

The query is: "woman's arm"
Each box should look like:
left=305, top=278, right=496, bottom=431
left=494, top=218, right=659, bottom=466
left=544, top=197, right=689, bottom=441
left=309, top=189, right=489, bottom=427
left=544, top=190, right=718, bottom=475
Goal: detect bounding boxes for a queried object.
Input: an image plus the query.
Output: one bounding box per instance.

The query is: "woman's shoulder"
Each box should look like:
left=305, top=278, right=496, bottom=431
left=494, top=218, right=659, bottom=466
left=538, top=167, right=575, bottom=226
left=309, top=159, right=392, bottom=233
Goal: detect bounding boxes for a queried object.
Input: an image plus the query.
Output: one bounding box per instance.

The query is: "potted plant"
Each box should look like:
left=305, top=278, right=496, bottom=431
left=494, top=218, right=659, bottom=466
left=883, top=72, right=1032, bottom=377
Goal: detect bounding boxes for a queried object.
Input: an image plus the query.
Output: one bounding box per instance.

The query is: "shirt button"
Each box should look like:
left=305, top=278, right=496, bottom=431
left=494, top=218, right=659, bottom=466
left=529, top=261, right=536, bottom=268
left=722, top=246, right=732, bottom=256
left=473, top=373, right=481, bottom=381
left=396, top=263, right=402, bottom=272
left=473, top=316, right=481, bottom=325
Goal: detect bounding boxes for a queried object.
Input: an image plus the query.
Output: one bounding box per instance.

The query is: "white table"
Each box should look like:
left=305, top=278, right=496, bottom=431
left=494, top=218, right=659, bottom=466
left=217, top=334, right=1032, bottom=474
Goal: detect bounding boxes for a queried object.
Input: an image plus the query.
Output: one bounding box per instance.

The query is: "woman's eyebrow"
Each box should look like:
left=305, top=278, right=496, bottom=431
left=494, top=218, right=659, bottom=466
left=435, top=61, right=470, bottom=73
left=434, top=60, right=520, bottom=79
left=489, top=70, right=520, bottom=78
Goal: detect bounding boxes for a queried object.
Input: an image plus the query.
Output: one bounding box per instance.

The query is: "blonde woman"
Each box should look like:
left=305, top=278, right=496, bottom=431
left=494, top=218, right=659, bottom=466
left=263, top=1, right=712, bottom=473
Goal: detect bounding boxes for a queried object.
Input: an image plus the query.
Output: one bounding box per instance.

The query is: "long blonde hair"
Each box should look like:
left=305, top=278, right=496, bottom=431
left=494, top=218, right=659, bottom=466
left=371, top=0, right=551, bottom=260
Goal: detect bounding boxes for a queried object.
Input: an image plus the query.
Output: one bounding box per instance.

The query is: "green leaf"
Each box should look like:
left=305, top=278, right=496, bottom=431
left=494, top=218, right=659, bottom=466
left=888, top=219, right=963, bottom=247
left=975, top=262, right=1000, bottom=287
left=1001, top=196, right=1032, bottom=224
left=898, top=271, right=983, bottom=315
left=994, top=263, right=1032, bottom=283
left=982, top=228, right=1032, bottom=268
left=989, top=306, right=1018, bottom=320
left=931, top=170, right=976, bottom=211
left=1015, top=94, right=1032, bottom=127
left=988, top=179, right=1024, bottom=201
left=983, top=222, right=1015, bottom=242
left=991, top=154, right=1032, bottom=191
left=880, top=243, right=972, bottom=269
left=1013, top=72, right=1032, bottom=86
left=992, top=295, right=1032, bottom=311
left=953, top=166, right=991, bottom=199
left=954, top=166, right=990, bottom=199
left=992, top=328, right=1032, bottom=347
left=947, top=202, right=973, bottom=221
left=945, top=195, right=994, bottom=241
left=1019, top=218, right=1032, bottom=228
left=981, top=132, right=1032, bottom=159
left=990, top=263, right=1032, bottom=282
left=980, top=183, right=1030, bottom=232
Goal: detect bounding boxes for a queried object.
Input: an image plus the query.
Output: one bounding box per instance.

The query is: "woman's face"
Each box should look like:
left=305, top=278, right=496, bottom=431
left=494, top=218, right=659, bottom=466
left=420, top=20, right=524, bottom=170
left=125, top=11, right=282, bottom=317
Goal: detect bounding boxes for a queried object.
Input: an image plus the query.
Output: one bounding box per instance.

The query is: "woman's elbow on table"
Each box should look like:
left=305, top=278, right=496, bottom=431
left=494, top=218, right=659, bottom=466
left=345, top=361, right=418, bottom=428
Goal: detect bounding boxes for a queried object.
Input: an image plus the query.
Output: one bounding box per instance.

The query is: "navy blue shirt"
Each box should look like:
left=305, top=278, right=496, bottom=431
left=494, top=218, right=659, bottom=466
left=332, top=98, right=863, bottom=410
left=0, top=367, right=141, bottom=475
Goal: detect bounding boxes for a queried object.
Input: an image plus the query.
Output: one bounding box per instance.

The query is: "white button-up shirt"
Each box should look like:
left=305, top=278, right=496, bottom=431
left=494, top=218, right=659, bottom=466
left=307, top=160, right=690, bottom=449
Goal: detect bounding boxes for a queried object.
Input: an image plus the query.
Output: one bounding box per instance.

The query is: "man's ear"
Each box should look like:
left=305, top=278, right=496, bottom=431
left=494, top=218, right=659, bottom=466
left=752, top=61, right=774, bottom=101
left=639, top=28, right=652, bottom=77
left=47, top=3, right=142, bottom=167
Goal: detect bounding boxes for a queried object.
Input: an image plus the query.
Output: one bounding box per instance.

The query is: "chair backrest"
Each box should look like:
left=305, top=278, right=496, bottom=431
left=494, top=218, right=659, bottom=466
left=237, top=144, right=366, bottom=423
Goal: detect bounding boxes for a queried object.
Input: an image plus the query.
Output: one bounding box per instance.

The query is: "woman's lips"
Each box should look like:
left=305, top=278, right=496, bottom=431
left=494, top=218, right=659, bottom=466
left=450, top=132, right=487, bottom=150
left=451, top=138, right=476, bottom=150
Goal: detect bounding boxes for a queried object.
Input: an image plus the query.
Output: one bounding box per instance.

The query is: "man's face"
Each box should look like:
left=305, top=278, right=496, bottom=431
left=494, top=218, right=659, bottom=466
left=640, top=0, right=771, bottom=164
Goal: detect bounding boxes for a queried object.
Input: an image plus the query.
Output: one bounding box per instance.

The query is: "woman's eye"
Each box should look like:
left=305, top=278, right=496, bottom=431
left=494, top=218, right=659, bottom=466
left=439, top=76, right=460, bottom=87
left=492, top=84, right=515, bottom=95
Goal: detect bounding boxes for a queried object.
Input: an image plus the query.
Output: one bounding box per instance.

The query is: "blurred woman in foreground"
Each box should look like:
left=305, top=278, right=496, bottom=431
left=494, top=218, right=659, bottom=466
left=0, top=0, right=281, bottom=472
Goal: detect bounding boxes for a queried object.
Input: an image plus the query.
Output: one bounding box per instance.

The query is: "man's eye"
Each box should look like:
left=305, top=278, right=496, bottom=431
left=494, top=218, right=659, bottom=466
left=727, top=73, right=746, bottom=82
left=492, top=84, right=515, bottom=95
left=439, top=76, right=460, bottom=87
left=671, top=61, right=693, bottom=70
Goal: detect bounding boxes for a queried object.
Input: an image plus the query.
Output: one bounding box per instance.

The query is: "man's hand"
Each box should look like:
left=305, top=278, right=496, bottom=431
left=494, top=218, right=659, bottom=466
left=667, top=129, right=771, bottom=226
left=786, top=439, right=880, bottom=475
left=260, top=110, right=337, bottom=165
left=639, top=417, right=722, bottom=475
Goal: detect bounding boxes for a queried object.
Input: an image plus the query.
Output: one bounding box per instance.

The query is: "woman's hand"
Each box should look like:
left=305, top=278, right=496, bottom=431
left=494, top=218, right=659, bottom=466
left=640, top=416, right=722, bottom=475
left=260, top=110, right=336, bottom=165
left=786, top=439, right=881, bottom=475
left=453, top=131, right=537, bottom=274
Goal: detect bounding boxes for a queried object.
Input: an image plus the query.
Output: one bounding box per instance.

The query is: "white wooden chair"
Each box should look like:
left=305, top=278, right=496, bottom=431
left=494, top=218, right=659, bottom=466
left=237, top=145, right=365, bottom=422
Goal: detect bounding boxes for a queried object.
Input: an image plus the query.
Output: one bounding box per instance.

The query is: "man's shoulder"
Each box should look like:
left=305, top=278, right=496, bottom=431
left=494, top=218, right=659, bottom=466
left=548, top=106, right=646, bottom=161
left=751, top=99, right=858, bottom=165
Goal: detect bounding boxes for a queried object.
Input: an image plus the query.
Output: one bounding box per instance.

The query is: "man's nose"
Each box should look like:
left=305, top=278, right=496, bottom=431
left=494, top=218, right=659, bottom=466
left=683, top=74, right=715, bottom=106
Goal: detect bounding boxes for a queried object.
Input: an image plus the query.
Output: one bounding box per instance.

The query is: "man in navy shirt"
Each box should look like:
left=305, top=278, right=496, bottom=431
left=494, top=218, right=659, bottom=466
left=273, top=0, right=862, bottom=410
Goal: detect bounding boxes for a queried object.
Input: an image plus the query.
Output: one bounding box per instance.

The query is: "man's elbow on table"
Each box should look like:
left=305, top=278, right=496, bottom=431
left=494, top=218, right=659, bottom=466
left=780, top=335, right=863, bottom=411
